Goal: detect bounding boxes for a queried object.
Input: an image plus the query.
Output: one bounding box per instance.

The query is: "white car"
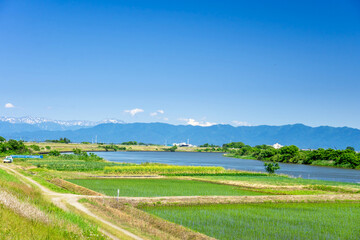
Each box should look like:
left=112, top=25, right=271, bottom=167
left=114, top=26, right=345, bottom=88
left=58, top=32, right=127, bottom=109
left=3, top=156, right=13, bottom=163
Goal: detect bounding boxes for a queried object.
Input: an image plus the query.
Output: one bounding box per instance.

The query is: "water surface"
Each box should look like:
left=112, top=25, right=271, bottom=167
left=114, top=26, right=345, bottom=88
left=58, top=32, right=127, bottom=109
left=93, top=151, right=360, bottom=183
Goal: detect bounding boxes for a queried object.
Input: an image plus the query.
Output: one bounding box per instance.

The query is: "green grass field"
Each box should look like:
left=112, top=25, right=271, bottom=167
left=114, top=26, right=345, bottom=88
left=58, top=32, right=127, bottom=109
left=196, top=175, right=360, bottom=188
left=0, top=204, right=89, bottom=240
left=142, top=202, right=360, bottom=240
left=68, top=178, right=265, bottom=197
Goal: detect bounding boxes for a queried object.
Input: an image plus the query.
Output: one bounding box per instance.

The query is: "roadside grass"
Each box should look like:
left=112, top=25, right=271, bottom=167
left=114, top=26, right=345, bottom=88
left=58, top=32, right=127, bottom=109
left=0, top=166, right=106, bottom=239
left=85, top=198, right=212, bottom=240
left=0, top=168, right=21, bottom=183
left=195, top=175, right=360, bottom=188
left=17, top=168, right=75, bottom=194
left=50, top=178, right=103, bottom=196
left=68, top=178, right=265, bottom=197
left=0, top=204, right=89, bottom=240
left=142, top=202, right=360, bottom=240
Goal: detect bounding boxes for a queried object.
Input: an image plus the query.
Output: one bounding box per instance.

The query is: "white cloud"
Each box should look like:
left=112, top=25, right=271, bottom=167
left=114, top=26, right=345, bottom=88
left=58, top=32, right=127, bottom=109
left=180, top=118, right=217, bottom=127
left=231, top=120, right=251, bottom=126
left=150, top=109, right=165, bottom=117
left=163, top=117, right=169, bottom=121
left=5, top=103, right=15, bottom=108
left=124, top=108, right=144, bottom=116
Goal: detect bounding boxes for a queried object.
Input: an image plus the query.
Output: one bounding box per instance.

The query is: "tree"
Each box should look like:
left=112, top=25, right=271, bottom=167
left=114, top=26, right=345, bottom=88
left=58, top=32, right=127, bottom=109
left=223, top=142, right=245, bottom=149
left=336, top=152, right=359, bottom=168
left=121, top=141, right=138, bottom=145
left=346, top=146, right=355, bottom=151
left=169, top=145, right=177, bottom=152
left=163, top=145, right=178, bottom=152
left=279, top=145, right=299, bottom=162
left=60, top=137, right=71, bottom=144
left=0, top=136, right=5, bottom=142
left=264, top=162, right=280, bottom=174
left=258, top=149, right=277, bottom=160
left=72, top=148, right=82, bottom=155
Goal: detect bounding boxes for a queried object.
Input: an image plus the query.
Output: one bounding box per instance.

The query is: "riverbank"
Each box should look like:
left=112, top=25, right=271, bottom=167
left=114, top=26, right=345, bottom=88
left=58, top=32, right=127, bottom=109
left=225, top=153, right=360, bottom=171
left=25, top=142, right=221, bottom=154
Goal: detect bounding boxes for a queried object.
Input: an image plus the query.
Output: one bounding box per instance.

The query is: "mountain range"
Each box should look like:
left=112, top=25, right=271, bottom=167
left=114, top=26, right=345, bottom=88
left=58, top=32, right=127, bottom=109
left=0, top=117, right=359, bottom=150
left=0, top=116, right=124, bottom=131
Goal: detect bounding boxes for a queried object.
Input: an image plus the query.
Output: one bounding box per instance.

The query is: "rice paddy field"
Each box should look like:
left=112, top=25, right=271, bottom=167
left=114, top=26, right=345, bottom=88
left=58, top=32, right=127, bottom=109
left=142, top=202, right=360, bottom=240
left=67, top=178, right=265, bottom=197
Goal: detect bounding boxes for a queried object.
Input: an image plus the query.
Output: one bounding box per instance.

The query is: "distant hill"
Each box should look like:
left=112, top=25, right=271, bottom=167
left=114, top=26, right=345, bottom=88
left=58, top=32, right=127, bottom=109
left=1, top=122, right=359, bottom=150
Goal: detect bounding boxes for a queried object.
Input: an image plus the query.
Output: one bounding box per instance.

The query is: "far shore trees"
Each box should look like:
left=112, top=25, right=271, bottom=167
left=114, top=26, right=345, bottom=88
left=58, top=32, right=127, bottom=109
left=224, top=141, right=360, bottom=169
left=45, top=138, right=71, bottom=144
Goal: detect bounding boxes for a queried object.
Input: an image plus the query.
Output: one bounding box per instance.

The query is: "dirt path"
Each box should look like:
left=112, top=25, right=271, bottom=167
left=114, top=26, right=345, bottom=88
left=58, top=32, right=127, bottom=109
left=0, top=164, right=143, bottom=240
left=109, top=193, right=360, bottom=206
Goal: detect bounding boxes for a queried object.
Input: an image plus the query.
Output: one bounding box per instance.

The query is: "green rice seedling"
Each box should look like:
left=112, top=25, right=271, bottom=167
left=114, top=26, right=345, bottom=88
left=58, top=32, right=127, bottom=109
left=142, top=202, right=360, bottom=240
left=68, top=178, right=264, bottom=197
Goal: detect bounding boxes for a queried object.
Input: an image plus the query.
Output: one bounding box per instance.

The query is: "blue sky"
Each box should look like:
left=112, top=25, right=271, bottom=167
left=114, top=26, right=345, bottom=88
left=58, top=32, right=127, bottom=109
left=1, top=0, right=360, bottom=128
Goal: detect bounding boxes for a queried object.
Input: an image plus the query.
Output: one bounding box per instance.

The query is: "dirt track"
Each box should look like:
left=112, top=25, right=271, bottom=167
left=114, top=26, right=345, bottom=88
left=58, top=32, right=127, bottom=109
left=0, top=164, right=143, bottom=240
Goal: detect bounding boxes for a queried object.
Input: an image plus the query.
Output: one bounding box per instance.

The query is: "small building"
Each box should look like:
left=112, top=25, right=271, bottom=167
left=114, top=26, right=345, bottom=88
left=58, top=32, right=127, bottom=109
left=172, top=142, right=196, bottom=147
left=272, top=143, right=283, bottom=149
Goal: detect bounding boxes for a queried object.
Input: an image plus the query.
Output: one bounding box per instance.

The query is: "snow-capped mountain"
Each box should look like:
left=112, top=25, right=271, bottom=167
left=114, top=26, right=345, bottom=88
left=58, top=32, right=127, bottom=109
left=0, top=116, right=124, bottom=131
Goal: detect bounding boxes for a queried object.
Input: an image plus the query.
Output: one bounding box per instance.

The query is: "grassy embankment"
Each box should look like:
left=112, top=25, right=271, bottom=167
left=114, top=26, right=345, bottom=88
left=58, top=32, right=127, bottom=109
left=0, top=168, right=106, bottom=239
left=142, top=202, right=360, bottom=240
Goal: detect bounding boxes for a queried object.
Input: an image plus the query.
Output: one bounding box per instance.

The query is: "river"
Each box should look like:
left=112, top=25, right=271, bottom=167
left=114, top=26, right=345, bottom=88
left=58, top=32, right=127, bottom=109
left=92, top=151, right=360, bottom=183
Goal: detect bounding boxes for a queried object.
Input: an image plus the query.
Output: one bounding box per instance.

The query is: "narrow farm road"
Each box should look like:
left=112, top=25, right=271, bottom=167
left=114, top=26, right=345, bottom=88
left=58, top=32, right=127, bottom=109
left=0, top=164, right=144, bottom=240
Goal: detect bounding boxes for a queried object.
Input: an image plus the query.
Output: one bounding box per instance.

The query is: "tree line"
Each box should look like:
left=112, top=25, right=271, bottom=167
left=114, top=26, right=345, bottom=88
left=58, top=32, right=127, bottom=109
left=223, top=142, right=359, bottom=169
left=45, top=138, right=71, bottom=144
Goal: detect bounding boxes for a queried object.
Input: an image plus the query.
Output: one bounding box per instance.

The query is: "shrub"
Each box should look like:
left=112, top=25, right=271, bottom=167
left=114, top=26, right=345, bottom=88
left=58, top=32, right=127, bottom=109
left=49, top=150, right=60, bottom=156
left=264, top=162, right=280, bottom=174
left=29, top=145, right=40, bottom=151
